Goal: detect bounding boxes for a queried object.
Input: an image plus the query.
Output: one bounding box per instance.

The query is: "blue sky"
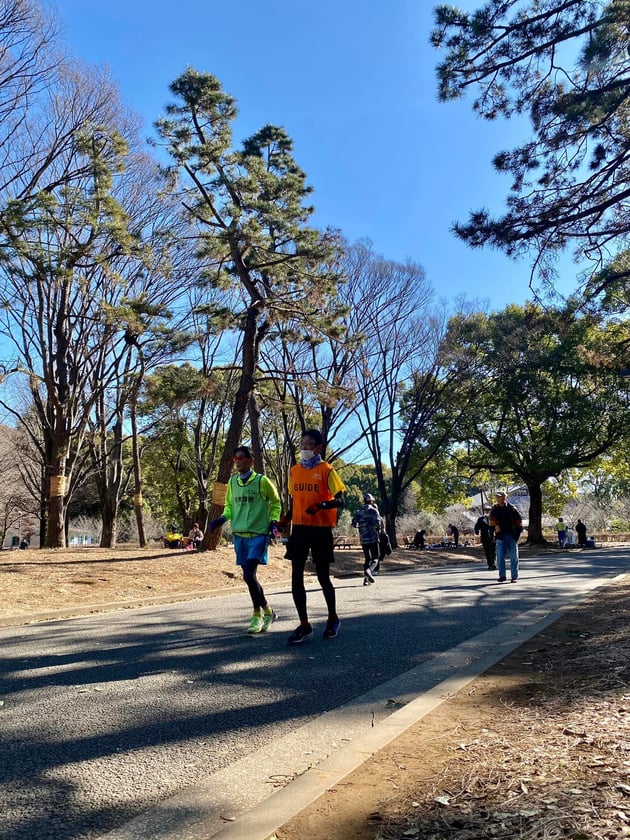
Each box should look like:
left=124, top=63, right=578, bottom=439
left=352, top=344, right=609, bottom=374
left=49, top=0, right=576, bottom=310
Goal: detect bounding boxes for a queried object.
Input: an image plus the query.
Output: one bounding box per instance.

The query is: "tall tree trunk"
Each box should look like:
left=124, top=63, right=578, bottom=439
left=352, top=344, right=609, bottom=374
left=100, top=488, right=118, bottom=548
left=46, top=456, right=67, bottom=548
left=193, top=397, right=209, bottom=533
left=248, top=392, right=264, bottom=473
left=204, top=305, right=260, bottom=550
left=131, top=418, right=146, bottom=548
left=39, top=468, right=48, bottom=549
left=526, top=481, right=545, bottom=544
left=130, top=383, right=146, bottom=548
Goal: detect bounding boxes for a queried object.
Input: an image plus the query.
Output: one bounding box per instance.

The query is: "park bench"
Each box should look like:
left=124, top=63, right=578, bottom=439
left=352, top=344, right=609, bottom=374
left=333, top=536, right=360, bottom=550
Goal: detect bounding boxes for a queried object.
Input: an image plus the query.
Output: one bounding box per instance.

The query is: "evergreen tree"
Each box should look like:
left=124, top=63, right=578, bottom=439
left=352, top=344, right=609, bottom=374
left=432, top=1, right=630, bottom=302
left=154, top=70, right=345, bottom=545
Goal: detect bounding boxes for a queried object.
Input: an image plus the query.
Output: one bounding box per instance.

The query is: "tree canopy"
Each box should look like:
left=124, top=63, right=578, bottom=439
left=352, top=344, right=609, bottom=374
left=442, top=302, right=630, bottom=541
left=432, top=0, right=630, bottom=302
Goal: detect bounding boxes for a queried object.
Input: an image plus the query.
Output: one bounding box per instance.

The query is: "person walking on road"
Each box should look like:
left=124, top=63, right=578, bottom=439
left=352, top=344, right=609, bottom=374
left=284, top=429, right=345, bottom=644
left=352, top=493, right=382, bottom=585
left=474, top=507, right=496, bottom=570
left=209, top=446, right=281, bottom=634
left=489, top=491, right=523, bottom=583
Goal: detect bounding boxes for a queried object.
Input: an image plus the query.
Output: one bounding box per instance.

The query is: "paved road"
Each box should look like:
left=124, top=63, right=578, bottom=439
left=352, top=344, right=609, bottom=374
left=1, top=548, right=628, bottom=840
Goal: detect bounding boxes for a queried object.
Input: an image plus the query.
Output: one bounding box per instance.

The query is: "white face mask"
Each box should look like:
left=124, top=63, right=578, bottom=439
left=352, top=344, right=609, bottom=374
left=300, top=449, right=315, bottom=462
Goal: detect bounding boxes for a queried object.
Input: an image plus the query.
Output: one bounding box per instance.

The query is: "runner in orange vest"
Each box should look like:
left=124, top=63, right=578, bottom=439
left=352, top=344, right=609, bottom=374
left=284, top=429, right=345, bottom=644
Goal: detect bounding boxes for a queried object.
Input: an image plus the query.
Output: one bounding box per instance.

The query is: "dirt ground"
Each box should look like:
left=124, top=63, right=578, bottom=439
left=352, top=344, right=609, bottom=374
left=0, top=539, right=493, bottom=620
left=276, top=566, right=630, bottom=840
left=2, top=541, right=629, bottom=840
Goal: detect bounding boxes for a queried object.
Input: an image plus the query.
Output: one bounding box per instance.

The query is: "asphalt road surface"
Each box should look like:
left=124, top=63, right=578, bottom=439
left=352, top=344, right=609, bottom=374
left=2, top=548, right=628, bottom=840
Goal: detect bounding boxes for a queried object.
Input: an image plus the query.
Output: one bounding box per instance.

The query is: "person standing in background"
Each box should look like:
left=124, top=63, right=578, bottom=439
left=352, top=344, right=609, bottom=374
left=489, top=491, right=523, bottom=583
left=448, top=523, right=459, bottom=548
left=575, top=519, right=588, bottom=548
left=556, top=517, right=566, bottom=548
left=474, top=507, right=496, bottom=570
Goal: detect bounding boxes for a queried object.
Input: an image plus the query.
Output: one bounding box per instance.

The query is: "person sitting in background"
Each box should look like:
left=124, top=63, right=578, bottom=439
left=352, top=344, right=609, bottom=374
left=164, top=528, right=183, bottom=549
left=188, top=523, right=204, bottom=549
left=411, top=529, right=426, bottom=549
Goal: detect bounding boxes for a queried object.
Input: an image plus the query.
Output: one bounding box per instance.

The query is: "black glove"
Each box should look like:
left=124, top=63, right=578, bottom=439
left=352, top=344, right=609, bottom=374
left=209, top=516, right=226, bottom=532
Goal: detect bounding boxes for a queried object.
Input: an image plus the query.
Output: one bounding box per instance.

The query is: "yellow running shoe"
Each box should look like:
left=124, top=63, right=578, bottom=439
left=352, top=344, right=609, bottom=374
left=248, top=613, right=264, bottom=634
left=262, top=607, right=277, bottom=631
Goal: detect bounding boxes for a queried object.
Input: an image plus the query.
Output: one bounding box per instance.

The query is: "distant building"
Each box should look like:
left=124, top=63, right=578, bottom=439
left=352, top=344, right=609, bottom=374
left=467, top=486, right=531, bottom=528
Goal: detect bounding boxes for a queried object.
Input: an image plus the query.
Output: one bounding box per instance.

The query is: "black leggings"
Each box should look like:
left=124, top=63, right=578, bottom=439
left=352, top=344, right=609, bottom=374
left=242, top=560, right=268, bottom=612
left=288, top=525, right=337, bottom=622
left=291, top=556, right=336, bottom=623
left=362, top=542, right=379, bottom=570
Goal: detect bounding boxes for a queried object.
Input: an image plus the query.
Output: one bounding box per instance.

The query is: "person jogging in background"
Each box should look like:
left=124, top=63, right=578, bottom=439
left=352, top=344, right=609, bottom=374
left=209, top=446, right=281, bottom=634
left=285, top=429, right=345, bottom=644
left=352, top=493, right=382, bottom=585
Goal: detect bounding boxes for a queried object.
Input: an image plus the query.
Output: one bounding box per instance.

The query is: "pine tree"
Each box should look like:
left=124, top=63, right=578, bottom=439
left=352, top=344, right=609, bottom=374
left=155, top=70, right=346, bottom=544
left=432, top=1, right=630, bottom=301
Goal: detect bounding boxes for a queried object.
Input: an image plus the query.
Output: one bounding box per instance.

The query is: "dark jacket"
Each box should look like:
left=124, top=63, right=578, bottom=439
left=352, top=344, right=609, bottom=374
left=489, top=502, right=523, bottom=539
left=474, top=515, right=492, bottom=541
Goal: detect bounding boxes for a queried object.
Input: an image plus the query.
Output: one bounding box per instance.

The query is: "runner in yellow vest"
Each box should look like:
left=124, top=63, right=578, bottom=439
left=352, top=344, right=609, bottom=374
left=210, top=446, right=281, bottom=634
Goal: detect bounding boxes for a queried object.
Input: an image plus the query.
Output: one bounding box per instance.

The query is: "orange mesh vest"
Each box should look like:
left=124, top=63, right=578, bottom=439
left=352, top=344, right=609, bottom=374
left=290, top=462, right=343, bottom=527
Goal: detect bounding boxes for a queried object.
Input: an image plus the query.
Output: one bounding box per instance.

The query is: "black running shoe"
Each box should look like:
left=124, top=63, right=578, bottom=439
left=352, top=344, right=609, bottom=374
left=323, top=618, right=340, bottom=639
left=288, top=624, right=313, bottom=645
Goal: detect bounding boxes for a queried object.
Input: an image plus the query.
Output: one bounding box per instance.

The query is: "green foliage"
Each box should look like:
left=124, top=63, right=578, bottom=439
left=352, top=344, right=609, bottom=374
left=141, top=425, right=198, bottom=527
left=337, top=462, right=389, bottom=516
left=154, top=70, right=348, bottom=489
left=141, top=363, right=211, bottom=412
left=155, top=69, right=344, bottom=322
left=579, top=443, right=630, bottom=502
left=432, top=0, right=630, bottom=303
left=413, top=452, right=471, bottom=513
left=541, top=474, right=580, bottom=519
left=442, top=302, right=630, bottom=537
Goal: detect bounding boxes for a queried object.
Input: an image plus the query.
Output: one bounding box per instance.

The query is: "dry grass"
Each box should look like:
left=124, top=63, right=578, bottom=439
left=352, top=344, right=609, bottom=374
left=275, top=576, right=630, bottom=840
left=0, top=539, right=492, bottom=620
